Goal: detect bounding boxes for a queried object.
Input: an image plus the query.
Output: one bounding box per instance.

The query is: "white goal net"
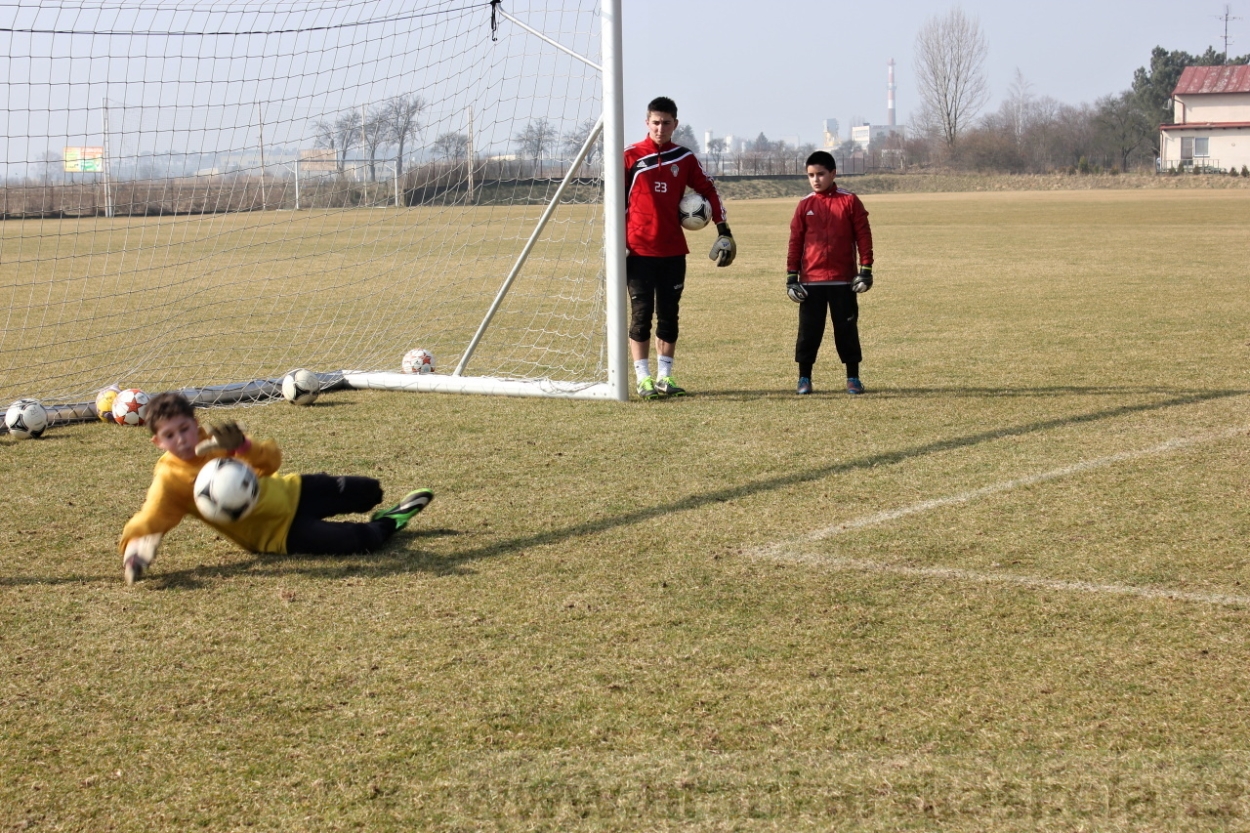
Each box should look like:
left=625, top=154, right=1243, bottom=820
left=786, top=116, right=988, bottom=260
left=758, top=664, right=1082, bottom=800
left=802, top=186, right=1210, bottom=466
left=1, top=0, right=627, bottom=422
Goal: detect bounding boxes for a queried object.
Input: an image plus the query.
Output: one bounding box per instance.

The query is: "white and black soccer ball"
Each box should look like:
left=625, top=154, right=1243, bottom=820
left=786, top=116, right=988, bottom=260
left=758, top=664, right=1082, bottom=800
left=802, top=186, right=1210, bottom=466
left=402, top=348, right=436, bottom=374
left=5, top=398, right=49, bottom=440
left=112, top=388, right=150, bottom=426
left=678, top=192, right=712, bottom=231
left=194, top=457, right=260, bottom=524
left=281, top=369, right=320, bottom=406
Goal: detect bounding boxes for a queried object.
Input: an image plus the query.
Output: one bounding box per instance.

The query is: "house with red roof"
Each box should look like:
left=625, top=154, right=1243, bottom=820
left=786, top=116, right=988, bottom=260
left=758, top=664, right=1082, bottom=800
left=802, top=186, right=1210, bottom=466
left=1158, top=64, right=1250, bottom=172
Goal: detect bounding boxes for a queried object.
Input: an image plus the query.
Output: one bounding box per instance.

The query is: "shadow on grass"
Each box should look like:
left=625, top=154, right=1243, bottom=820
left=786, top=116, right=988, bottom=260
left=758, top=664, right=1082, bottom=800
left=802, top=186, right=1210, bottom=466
left=0, top=528, right=465, bottom=588
left=434, top=388, right=1248, bottom=569
left=687, top=385, right=1242, bottom=401
left=5, top=388, right=1245, bottom=587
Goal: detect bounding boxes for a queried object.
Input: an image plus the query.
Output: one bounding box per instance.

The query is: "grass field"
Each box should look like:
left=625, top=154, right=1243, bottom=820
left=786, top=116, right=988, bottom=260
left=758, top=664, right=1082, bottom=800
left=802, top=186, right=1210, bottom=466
left=3, top=189, right=1250, bottom=831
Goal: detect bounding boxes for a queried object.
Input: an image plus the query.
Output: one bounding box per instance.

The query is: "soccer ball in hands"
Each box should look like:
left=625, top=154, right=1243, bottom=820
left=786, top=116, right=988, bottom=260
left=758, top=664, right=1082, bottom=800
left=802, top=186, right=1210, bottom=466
left=678, top=192, right=712, bottom=231
left=95, top=385, right=122, bottom=422
left=112, top=388, right=150, bottom=426
left=281, top=369, right=320, bottom=406
left=5, top=399, right=48, bottom=439
left=402, top=348, right=436, bottom=374
left=194, top=457, right=260, bottom=524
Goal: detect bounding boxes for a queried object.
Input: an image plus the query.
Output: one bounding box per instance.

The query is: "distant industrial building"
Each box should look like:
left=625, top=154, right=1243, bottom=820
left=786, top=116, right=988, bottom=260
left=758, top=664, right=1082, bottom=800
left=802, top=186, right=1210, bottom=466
left=850, top=59, right=907, bottom=151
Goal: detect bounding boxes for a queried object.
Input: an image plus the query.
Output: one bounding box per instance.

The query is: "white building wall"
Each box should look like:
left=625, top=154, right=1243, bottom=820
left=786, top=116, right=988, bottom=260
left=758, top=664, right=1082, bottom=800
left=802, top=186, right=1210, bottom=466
left=1160, top=127, right=1250, bottom=170
left=1174, top=92, right=1250, bottom=124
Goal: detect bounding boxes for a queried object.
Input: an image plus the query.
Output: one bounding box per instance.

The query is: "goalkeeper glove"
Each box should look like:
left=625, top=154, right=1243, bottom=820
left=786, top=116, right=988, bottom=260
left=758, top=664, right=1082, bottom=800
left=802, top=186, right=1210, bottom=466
left=709, top=222, right=736, bottom=267
left=786, top=272, right=807, bottom=303
left=123, top=532, right=163, bottom=585
left=194, top=420, right=250, bottom=457
left=851, top=265, right=873, bottom=293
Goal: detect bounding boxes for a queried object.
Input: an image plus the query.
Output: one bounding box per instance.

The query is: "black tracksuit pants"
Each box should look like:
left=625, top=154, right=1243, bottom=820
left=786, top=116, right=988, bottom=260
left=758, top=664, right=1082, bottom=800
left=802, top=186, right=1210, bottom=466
left=284, top=474, right=396, bottom=555
left=795, top=283, right=861, bottom=368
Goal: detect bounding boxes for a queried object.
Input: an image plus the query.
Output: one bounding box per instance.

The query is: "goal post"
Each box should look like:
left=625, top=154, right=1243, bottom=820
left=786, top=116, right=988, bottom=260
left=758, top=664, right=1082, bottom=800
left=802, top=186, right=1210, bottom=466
left=0, top=0, right=629, bottom=427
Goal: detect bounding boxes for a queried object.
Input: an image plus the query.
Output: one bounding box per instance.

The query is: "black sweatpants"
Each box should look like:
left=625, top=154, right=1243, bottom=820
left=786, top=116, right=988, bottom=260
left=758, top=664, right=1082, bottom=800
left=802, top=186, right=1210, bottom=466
left=795, top=283, right=862, bottom=367
left=627, top=254, right=686, bottom=344
left=284, top=474, right=395, bottom=555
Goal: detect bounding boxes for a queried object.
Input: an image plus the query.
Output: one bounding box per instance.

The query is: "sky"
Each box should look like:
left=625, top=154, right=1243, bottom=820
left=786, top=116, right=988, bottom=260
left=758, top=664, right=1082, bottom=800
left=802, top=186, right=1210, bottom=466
left=620, top=0, right=1247, bottom=147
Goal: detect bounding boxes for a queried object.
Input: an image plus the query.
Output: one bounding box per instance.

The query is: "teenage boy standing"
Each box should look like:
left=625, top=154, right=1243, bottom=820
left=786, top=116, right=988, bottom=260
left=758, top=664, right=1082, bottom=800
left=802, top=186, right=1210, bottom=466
left=623, top=96, right=735, bottom=399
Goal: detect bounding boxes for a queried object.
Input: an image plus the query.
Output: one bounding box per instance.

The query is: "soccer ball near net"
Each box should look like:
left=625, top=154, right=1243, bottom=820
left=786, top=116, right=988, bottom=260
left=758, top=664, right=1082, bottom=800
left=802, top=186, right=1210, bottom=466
left=112, top=389, right=150, bottom=426
left=402, top=348, right=436, bottom=374
left=95, top=385, right=122, bottom=422
left=5, top=399, right=49, bottom=439
left=678, top=192, right=712, bottom=231
left=281, top=369, right=321, bottom=406
left=194, top=457, right=260, bottom=524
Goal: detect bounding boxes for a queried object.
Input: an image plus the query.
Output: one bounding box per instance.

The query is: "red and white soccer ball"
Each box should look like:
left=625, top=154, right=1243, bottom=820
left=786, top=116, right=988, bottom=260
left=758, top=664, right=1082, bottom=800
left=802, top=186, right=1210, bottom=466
left=402, top=348, right=436, bottom=374
left=5, top=398, right=49, bottom=440
left=112, top=388, right=150, bottom=426
left=678, top=192, right=712, bottom=231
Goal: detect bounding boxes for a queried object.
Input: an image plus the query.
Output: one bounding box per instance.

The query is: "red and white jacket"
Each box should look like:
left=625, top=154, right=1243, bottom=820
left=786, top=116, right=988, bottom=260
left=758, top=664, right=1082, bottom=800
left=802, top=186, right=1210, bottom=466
left=786, top=187, right=873, bottom=284
left=624, top=137, right=726, bottom=258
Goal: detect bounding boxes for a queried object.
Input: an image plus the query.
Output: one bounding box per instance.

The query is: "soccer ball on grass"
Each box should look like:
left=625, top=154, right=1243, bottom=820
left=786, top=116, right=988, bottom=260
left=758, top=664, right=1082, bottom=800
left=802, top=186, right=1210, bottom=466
left=678, top=192, right=712, bottom=231
left=402, top=348, right=436, bottom=374
left=281, top=369, right=320, bottom=406
left=112, top=388, right=150, bottom=426
left=95, top=385, right=122, bottom=422
left=194, top=457, right=260, bottom=524
left=5, top=399, right=49, bottom=439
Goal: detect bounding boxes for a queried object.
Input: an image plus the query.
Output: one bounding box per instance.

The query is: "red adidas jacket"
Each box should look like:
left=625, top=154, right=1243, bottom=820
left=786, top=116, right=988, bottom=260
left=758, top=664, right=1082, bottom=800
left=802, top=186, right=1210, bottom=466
left=624, top=137, right=726, bottom=258
left=786, top=187, right=873, bottom=284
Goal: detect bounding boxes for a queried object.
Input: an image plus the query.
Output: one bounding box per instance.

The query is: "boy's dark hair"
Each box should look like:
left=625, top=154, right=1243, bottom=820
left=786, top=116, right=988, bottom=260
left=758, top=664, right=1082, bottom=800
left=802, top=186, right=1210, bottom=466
left=646, top=96, right=677, bottom=118
left=806, top=150, right=836, bottom=172
left=146, top=391, right=196, bottom=435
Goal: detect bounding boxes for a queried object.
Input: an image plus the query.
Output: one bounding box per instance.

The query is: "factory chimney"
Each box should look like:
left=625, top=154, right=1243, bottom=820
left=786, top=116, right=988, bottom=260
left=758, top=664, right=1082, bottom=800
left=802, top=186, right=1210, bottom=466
left=887, top=58, right=896, bottom=127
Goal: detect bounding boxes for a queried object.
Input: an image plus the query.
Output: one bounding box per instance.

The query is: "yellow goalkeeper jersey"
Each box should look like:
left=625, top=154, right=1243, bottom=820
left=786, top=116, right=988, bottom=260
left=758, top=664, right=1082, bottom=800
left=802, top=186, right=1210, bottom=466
left=119, top=429, right=302, bottom=555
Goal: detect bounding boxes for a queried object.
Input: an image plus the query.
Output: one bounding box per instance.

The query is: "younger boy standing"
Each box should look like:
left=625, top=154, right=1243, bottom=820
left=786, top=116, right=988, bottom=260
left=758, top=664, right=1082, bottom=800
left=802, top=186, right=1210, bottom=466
left=624, top=96, right=735, bottom=399
left=785, top=150, right=874, bottom=395
left=119, top=391, right=432, bottom=584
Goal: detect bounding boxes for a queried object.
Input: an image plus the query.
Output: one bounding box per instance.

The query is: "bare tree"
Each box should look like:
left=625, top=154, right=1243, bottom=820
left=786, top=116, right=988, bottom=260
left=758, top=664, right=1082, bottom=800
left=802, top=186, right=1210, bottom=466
left=913, top=7, right=990, bottom=149
left=514, top=118, right=557, bottom=175
left=1094, top=91, right=1152, bottom=172
left=37, top=150, right=63, bottom=184
left=563, top=117, right=603, bottom=169
left=705, top=137, right=726, bottom=175
left=379, top=95, right=425, bottom=178
left=313, top=110, right=362, bottom=176
left=361, top=105, right=390, bottom=182
left=432, top=131, right=469, bottom=160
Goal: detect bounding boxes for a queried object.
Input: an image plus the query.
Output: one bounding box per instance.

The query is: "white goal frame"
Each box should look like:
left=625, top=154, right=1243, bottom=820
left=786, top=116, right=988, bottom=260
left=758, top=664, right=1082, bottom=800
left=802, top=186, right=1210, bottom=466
left=343, top=0, right=629, bottom=403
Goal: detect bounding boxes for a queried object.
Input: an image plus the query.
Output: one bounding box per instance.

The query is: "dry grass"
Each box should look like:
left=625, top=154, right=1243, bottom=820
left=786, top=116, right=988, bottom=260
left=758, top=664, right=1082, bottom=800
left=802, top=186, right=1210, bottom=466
left=3, top=189, right=1250, bottom=831
left=716, top=171, right=1250, bottom=201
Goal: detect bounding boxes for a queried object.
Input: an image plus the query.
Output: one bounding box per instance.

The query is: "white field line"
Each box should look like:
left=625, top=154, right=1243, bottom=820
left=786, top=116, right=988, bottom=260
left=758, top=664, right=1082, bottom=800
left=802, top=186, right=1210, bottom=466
left=761, top=555, right=1250, bottom=608
left=752, top=426, right=1250, bottom=607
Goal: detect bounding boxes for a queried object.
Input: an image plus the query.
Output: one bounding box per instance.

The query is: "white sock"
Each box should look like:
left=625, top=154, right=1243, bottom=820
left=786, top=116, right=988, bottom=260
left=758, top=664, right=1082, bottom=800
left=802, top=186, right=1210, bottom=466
left=634, top=358, right=651, bottom=381
left=658, top=355, right=674, bottom=378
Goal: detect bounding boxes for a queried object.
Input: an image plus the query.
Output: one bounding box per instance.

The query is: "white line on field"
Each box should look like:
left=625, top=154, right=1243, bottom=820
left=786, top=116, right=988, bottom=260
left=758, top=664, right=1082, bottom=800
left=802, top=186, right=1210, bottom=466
left=751, top=425, right=1250, bottom=607
left=758, top=555, right=1250, bottom=608
left=754, top=426, right=1248, bottom=555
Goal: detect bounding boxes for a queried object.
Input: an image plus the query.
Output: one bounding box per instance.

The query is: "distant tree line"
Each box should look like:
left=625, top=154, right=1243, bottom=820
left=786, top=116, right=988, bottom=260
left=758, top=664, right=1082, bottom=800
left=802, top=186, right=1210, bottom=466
left=907, top=8, right=1250, bottom=173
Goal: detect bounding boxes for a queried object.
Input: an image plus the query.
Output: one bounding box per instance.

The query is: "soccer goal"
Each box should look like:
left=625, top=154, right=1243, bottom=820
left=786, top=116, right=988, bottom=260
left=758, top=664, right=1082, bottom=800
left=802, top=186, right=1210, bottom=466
left=0, top=0, right=629, bottom=426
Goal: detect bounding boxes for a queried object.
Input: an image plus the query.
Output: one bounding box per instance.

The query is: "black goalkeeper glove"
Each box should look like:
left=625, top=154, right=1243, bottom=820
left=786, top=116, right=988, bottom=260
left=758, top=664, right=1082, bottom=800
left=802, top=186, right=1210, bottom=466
left=851, top=264, right=873, bottom=293
left=786, top=272, right=807, bottom=303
